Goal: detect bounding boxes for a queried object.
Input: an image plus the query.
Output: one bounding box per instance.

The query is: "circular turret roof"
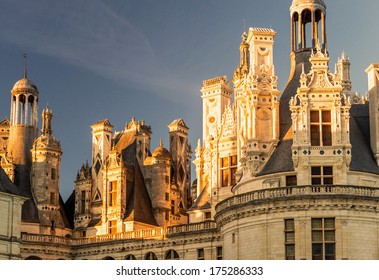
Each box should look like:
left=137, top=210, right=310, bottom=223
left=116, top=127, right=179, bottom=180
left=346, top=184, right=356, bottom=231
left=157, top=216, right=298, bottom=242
left=292, top=0, right=325, bottom=6
left=152, top=139, right=171, bottom=160
left=11, top=77, right=39, bottom=96
left=152, top=145, right=171, bottom=160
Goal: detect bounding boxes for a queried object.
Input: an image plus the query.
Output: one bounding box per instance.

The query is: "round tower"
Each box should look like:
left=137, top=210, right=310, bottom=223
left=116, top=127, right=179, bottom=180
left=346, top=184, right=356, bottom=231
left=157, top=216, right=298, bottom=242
left=8, top=66, right=39, bottom=193
left=30, top=106, right=63, bottom=234
left=150, top=140, right=171, bottom=226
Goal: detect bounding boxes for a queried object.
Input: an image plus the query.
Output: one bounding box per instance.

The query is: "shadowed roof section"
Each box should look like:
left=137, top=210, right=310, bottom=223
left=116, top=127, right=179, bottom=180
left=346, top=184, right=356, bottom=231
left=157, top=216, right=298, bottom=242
left=349, top=104, right=379, bottom=174
left=188, top=184, right=210, bottom=211
left=258, top=50, right=312, bottom=176
left=0, top=166, right=28, bottom=197
left=124, top=159, right=158, bottom=226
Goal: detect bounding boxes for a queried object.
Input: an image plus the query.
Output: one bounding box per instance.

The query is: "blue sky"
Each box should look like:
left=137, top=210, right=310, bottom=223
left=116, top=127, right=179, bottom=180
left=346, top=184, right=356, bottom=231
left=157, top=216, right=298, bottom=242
left=0, top=0, right=377, bottom=200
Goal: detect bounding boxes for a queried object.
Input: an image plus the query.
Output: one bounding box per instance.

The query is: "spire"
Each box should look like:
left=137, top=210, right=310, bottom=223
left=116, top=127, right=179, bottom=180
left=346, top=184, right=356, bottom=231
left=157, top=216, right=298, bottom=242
left=23, top=52, right=28, bottom=79
left=41, top=105, right=53, bottom=135
left=338, top=50, right=352, bottom=91
left=159, top=138, right=163, bottom=147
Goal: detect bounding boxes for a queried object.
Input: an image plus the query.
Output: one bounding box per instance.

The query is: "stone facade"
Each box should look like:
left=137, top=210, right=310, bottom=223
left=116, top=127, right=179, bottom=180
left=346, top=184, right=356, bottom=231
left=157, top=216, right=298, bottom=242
left=1, top=0, right=379, bottom=260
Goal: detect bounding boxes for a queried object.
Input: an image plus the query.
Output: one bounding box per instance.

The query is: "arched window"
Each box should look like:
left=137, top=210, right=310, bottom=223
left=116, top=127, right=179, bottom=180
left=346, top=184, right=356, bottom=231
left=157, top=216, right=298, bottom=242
left=124, top=254, right=137, bottom=260
left=102, top=256, right=115, bottom=260
left=164, top=249, right=179, bottom=260
left=144, top=252, right=158, bottom=260
left=25, top=256, right=42, bottom=260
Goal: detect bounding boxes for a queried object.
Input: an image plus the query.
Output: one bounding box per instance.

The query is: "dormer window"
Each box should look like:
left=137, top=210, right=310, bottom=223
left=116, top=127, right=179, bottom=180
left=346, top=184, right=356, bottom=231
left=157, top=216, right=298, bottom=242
left=310, top=110, right=332, bottom=146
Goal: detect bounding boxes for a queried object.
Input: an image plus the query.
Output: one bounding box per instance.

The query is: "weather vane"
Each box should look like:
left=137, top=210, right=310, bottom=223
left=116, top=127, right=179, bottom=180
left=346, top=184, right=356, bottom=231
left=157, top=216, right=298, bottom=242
left=23, top=52, right=28, bottom=78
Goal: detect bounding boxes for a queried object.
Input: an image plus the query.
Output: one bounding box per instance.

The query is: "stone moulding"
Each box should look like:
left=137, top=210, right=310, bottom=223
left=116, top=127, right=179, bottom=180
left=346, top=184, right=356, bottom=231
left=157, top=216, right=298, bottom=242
left=214, top=185, right=379, bottom=226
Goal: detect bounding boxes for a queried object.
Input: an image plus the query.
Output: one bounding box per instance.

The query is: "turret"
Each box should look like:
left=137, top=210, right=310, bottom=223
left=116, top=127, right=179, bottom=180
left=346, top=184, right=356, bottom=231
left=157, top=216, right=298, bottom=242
left=90, top=119, right=113, bottom=198
left=8, top=61, right=39, bottom=193
left=338, top=51, right=352, bottom=92
left=144, top=139, right=172, bottom=226
left=168, top=119, right=192, bottom=209
left=30, top=106, right=64, bottom=234
left=74, top=162, right=92, bottom=236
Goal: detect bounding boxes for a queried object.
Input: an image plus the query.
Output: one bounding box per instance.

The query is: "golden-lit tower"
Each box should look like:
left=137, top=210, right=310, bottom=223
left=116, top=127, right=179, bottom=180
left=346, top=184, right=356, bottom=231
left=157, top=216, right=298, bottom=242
left=8, top=55, right=39, bottom=194
left=30, top=106, right=64, bottom=234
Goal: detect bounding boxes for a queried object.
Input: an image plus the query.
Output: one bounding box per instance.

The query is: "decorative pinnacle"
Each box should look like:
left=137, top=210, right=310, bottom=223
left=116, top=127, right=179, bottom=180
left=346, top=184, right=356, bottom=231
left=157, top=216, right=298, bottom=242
left=159, top=138, right=163, bottom=147
left=23, top=52, right=28, bottom=79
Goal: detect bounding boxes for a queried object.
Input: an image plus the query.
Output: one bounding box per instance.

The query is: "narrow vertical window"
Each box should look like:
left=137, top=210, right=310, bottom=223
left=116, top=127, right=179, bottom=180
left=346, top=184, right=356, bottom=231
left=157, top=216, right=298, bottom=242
left=109, top=181, right=117, bottom=206
left=171, top=200, right=175, bottom=214
left=312, top=218, right=335, bottom=260
left=220, top=155, right=238, bottom=187
left=204, top=212, right=211, bottom=220
left=51, top=168, right=57, bottom=180
left=285, top=219, right=295, bottom=260
left=109, top=220, right=117, bottom=234
left=216, top=247, right=223, bottom=260
left=197, top=248, right=204, bottom=260
left=80, top=190, right=86, bottom=214
left=50, top=192, right=55, bottom=205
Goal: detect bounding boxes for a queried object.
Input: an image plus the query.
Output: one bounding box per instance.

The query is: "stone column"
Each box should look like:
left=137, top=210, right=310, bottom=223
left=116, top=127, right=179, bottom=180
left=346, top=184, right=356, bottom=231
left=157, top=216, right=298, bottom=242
left=15, top=95, right=19, bottom=125
left=25, top=94, right=29, bottom=125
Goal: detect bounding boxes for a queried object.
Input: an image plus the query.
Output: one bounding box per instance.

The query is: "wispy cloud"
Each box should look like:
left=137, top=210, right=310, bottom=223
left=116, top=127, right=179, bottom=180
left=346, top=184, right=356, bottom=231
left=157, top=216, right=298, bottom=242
left=0, top=0, right=196, bottom=102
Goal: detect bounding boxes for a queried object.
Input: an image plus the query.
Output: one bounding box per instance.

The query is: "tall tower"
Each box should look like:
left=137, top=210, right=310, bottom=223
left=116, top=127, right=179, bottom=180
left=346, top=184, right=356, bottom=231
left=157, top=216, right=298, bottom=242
left=30, top=106, right=64, bottom=234
left=91, top=120, right=113, bottom=196
left=200, top=76, right=232, bottom=145
left=338, top=51, right=352, bottom=92
left=234, top=28, right=280, bottom=176
left=168, top=119, right=191, bottom=209
left=8, top=61, right=39, bottom=194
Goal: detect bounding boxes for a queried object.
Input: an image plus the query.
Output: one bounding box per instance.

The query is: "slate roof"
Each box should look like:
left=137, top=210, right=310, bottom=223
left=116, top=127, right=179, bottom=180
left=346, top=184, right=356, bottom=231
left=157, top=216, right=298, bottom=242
left=124, top=160, right=158, bottom=226
left=63, top=191, right=76, bottom=229
left=0, top=166, right=28, bottom=197
left=258, top=50, right=312, bottom=176
left=188, top=183, right=211, bottom=211
left=349, top=104, right=379, bottom=174
left=109, top=127, right=158, bottom=226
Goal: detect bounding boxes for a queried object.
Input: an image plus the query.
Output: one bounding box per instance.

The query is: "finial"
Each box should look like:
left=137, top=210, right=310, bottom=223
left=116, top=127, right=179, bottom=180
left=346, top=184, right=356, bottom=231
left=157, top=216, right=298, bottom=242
left=197, top=138, right=201, bottom=147
left=23, top=52, right=28, bottom=79
left=131, top=116, right=135, bottom=122
left=243, top=18, right=246, bottom=33
left=159, top=138, right=163, bottom=147
left=301, top=63, right=305, bottom=75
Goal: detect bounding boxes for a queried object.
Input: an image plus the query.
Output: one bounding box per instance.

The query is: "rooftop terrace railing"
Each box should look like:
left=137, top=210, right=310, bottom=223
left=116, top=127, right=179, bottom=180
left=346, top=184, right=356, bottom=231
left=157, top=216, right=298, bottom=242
left=215, top=185, right=379, bottom=213
left=21, top=221, right=218, bottom=246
